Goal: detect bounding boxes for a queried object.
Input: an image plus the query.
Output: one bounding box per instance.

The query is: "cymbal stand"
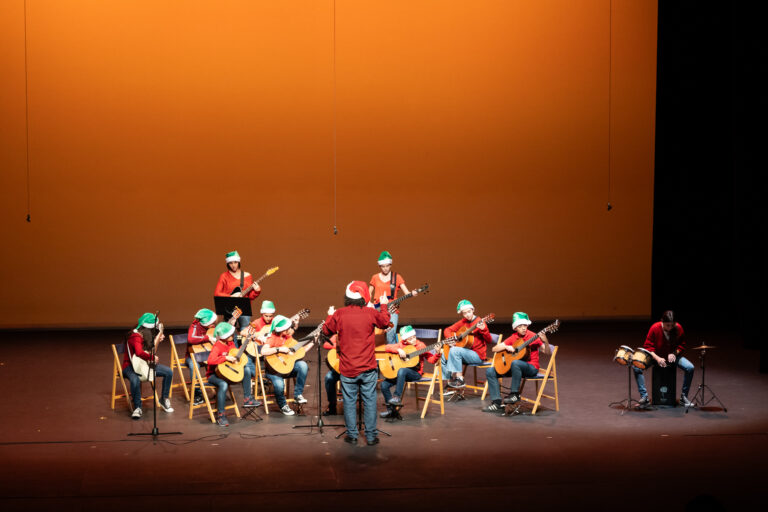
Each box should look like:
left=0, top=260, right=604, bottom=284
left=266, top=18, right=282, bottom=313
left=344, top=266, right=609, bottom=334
left=690, top=347, right=727, bottom=412
left=609, top=364, right=642, bottom=415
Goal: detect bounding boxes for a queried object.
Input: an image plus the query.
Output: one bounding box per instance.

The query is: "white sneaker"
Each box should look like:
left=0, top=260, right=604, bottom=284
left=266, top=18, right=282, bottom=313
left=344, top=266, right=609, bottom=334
left=160, top=398, right=174, bottom=413
left=281, top=404, right=295, bottom=416
left=132, top=407, right=142, bottom=419
left=295, top=394, right=308, bottom=404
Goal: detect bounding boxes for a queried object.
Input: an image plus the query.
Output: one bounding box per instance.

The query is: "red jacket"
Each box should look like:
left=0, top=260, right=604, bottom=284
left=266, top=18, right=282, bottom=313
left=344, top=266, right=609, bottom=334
left=187, top=319, right=211, bottom=355
left=213, top=271, right=260, bottom=300
left=444, top=317, right=493, bottom=360
left=206, top=339, right=235, bottom=377
left=643, top=322, right=685, bottom=357
left=122, top=331, right=152, bottom=370
left=384, top=338, right=440, bottom=375
left=503, top=331, right=544, bottom=370
left=322, top=305, right=390, bottom=377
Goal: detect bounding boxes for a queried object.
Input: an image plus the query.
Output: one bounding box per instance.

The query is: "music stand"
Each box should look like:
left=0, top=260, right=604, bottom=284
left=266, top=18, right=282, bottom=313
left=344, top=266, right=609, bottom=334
left=689, top=344, right=727, bottom=413
left=293, top=333, right=344, bottom=433
left=213, top=296, right=252, bottom=321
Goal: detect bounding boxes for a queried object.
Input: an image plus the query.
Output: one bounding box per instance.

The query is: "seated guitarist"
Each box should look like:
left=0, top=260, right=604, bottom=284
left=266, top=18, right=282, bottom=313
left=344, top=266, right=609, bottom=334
left=123, top=313, right=174, bottom=419
left=213, top=250, right=260, bottom=330
left=187, top=308, right=217, bottom=405
left=380, top=325, right=440, bottom=418
left=484, top=312, right=550, bottom=412
left=260, top=315, right=313, bottom=416
left=206, top=322, right=259, bottom=427
left=443, top=300, right=493, bottom=389
left=369, top=250, right=416, bottom=344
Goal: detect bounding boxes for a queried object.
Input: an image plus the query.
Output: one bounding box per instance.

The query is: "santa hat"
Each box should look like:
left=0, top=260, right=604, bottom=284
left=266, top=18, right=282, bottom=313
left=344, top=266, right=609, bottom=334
left=194, top=308, right=217, bottom=327
left=135, top=312, right=157, bottom=330
left=270, top=315, right=292, bottom=333
left=214, top=322, right=236, bottom=340
left=456, top=300, right=474, bottom=313
left=260, top=300, right=276, bottom=314
left=377, top=251, right=393, bottom=265
left=346, top=280, right=371, bottom=303
left=512, top=312, right=532, bottom=329
left=225, top=251, right=241, bottom=263
left=399, top=325, right=416, bottom=341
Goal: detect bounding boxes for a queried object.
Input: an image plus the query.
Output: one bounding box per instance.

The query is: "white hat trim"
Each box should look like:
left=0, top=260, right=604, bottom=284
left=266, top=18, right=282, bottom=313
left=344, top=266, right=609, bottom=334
left=512, top=318, right=532, bottom=329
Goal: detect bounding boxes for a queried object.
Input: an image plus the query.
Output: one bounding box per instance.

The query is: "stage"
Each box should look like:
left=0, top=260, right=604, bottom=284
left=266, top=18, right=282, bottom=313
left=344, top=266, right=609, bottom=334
left=0, top=321, right=765, bottom=511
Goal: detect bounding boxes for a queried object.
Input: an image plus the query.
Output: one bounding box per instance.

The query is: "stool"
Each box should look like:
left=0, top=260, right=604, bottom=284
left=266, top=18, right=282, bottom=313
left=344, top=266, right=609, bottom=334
left=652, top=364, right=677, bottom=406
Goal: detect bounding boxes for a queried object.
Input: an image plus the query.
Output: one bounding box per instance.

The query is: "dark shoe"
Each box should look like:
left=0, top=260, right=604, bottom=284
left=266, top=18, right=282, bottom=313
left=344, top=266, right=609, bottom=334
left=380, top=405, right=394, bottom=418
left=216, top=412, right=229, bottom=427
left=502, top=393, right=520, bottom=405
left=243, top=397, right=261, bottom=408
left=366, top=437, right=380, bottom=446
left=323, top=408, right=338, bottom=416
left=637, top=395, right=651, bottom=409
left=387, top=396, right=402, bottom=406
left=483, top=401, right=503, bottom=413
left=343, top=435, right=357, bottom=444
left=193, top=392, right=205, bottom=406
left=447, top=378, right=465, bottom=389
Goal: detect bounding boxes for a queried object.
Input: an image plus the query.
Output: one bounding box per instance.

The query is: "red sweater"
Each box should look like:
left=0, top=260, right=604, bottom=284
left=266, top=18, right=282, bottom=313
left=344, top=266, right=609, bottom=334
left=187, top=319, right=211, bottom=355
left=322, top=305, right=391, bottom=377
left=444, top=317, right=493, bottom=360
left=384, top=338, right=439, bottom=375
left=503, top=331, right=544, bottom=370
left=122, top=331, right=152, bottom=370
left=643, top=322, right=685, bottom=357
left=206, top=339, right=235, bottom=377
left=213, top=271, right=260, bottom=300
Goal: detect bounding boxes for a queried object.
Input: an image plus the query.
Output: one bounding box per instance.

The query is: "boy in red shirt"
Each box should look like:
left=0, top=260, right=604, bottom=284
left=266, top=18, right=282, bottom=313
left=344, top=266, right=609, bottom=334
left=380, top=325, right=440, bottom=418
left=484, top=312, right=550, bottom=412
left=322, top=281, right=390, bottom=445
left=186, top=308, right=217, bottom=405
left=369, top=251, right=416, bottom=344
left=443, top=300, right=493, bottom=388
left=213, top=250, right=260, bottom=331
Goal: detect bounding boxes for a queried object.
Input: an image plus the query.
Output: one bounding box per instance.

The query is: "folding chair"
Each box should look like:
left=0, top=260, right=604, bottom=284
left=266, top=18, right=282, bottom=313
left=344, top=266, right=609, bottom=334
left=248, top=347, right=270, bottom=415
left=188, top=351, right=240, bottom=423
left=517, top=345, right=559, bottom=415
left=110, top=343, right=158, bottom=410
left=450, top=333, right=501, bottom=401
left=256, top=355, right=298, bottom=414
left=411, top=328, right=445, bottom=418
left=168, top=334, right=191, bottom=402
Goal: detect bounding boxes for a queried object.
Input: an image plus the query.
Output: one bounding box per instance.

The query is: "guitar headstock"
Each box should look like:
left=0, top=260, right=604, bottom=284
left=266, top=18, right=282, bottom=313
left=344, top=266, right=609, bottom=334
left=415, top=284, right=429, bottom=295
left=483, top=313, right=496, bottom=324
left=297, top=308, right=311, bottom=320
left=542, top=319, right=560, bottom=334
left=266, top=266, right=279, bottom=276
left=231, top=306, right=243, bottom=320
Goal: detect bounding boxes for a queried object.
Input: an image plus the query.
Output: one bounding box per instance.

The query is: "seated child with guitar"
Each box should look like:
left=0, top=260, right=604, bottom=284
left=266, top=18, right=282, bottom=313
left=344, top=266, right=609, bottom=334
left=379, top=325, right=440, bottom=418
left=484, top=312, right=550, bottom=413
left=187, top=308, right=217, bottom=405
left=260, top=315, right=314, bottom=416
left=443, top=300, right=494, bottom=389
left=206, top=322, right=259, bottom=427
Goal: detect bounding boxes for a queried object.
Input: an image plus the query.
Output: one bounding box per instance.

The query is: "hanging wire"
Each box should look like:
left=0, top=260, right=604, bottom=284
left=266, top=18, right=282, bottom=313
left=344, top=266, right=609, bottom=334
left=24, top=0, right=32, bottom=222
left=606, top=0, right=613, bottom=212
left=332, top=0, right=338, bottom=234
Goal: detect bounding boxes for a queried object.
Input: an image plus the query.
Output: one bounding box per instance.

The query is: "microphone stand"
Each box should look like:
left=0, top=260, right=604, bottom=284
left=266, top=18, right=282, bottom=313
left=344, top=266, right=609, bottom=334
left=128, top=314, right=182, bottom=439
left=294, top=333, right=344, bottom=433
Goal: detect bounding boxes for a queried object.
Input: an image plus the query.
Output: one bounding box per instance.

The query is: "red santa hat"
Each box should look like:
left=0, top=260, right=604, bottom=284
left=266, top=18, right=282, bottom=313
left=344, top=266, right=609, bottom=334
left=345, top=280, right=371, bottom=303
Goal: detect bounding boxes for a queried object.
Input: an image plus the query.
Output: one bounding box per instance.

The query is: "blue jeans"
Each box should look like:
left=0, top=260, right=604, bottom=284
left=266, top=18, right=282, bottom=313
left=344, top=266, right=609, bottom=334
left=381, top=368, right=422, bottom=402
left=486, top=360, right=538, bottom=401
left=123, top=363, right=172, bottom=409
left=206, top=374, right=230, bottom=414
left=340, top=369, right=378, bottom=441
left=633, top=356, right=695, bottom=398
left=266, top=360, right=308, bottom=408
left=443, top=346, right=483, bottom=376
left=324, top=370, right=341, bottom=412
left=386, top=312, right=399, bottom=344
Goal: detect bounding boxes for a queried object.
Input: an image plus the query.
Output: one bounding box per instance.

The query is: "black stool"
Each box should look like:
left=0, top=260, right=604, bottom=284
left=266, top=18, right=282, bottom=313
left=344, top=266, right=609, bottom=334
left=652, top=364, right=677, bottom=406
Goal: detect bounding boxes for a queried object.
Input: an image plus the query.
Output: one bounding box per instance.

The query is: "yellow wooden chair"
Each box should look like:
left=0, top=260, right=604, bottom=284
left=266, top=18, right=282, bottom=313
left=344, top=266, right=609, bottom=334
left=452, top=333, right=501, bottom=400
left=411, top=328, right=446, bottom=418
left=188, top=351, right=240, bottom=423
left=168, top=334, right=191, bottom=402
left=249, top=347, right=271, bottom=415
left=110, top=343, right=158, bottom=410
left=518, top=345, right=559, bottom=414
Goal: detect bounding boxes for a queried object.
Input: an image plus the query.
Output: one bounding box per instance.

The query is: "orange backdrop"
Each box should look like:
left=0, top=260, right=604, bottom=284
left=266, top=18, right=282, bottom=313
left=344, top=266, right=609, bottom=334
left=0, top=0, right=657, bottom=328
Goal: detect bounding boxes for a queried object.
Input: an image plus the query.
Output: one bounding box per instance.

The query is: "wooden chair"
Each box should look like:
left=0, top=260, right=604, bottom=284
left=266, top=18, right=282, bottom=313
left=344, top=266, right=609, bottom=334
left=188, top=351, right=240, bottom=423
left=450, top=333, right=501, bottom=400
left=491, top=345, right=560, bottom=415
left=255, top=353, right=299, bottom=413
left=110, top=343, right=158, bottom=410
left=411, top=328, right=445, bottom=418
left=168, top=334, right=191, bottom=402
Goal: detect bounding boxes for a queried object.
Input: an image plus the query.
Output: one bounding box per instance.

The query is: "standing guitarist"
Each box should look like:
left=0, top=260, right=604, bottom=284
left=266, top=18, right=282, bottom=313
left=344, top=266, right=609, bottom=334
left=443, top=300, right=493, bottom=389
left=214, top=250, right=260, bottom=330
left=260, top=315, right=313, bottom=416
left=206, top=322, right=259, bottom=427
left=369, top=250, right=416, bottom=344
left=484, top=312, right=550, bottom=412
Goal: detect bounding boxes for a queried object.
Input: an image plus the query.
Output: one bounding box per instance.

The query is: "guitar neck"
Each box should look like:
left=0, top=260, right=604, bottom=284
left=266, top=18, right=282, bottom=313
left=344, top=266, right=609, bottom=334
left=457, top=316, right=488, bottom=341
left=407, top=340, right=443, bottom=359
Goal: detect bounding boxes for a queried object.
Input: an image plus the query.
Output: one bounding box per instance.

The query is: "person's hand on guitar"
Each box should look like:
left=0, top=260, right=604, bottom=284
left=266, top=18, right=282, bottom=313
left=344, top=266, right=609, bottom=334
left=667, top=353, right=677, bottom=364
left=225, top=354, right=237, bottom=363
left=397, top=348, right=407, bottom=360
left=505, top=345, right=517, bottom=354
left=278, top=346, right=292, bottom=354
left=379, top=294, right=389, bottom=305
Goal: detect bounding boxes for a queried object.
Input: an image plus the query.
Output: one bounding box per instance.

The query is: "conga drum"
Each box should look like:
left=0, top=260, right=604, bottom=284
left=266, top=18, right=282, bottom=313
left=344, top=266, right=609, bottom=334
left=631, top=348, right=654, bottom=370
left=613, top=345, right=634, bottom=366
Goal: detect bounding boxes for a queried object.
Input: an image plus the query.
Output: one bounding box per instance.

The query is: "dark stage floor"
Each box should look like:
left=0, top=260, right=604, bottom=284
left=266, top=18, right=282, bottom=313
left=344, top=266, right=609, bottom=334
left=1, top=322, right=766, bottom=511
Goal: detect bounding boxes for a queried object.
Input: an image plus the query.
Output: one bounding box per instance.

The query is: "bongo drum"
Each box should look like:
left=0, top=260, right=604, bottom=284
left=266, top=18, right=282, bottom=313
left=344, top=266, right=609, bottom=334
left=613, top=345, right=634, bottom=366
left=631, top=348, right=654, bottom=370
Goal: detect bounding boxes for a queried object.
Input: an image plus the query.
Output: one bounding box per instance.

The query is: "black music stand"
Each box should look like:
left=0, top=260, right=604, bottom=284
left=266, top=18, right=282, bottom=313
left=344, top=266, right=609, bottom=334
left=213, top=296, right=252, bottom=321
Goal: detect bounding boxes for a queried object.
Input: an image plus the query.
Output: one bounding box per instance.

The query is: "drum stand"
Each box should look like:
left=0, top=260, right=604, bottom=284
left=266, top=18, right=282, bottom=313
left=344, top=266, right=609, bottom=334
left=690, top=347, right=727, bottom=412
left=609, top=364, right=642, bottom=415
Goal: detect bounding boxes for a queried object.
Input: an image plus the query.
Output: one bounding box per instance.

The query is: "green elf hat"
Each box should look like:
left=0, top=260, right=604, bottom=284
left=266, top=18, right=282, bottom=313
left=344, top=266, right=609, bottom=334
left=225, top=250, right=241, bottom=263
left=260, top=300, right=276, bottom=314
left=194, top=308, right=217, bottom=327
left=377, top=250, right=393, bottom=265
left=512, top=312, right=532, bottom=329
left=456, top=300, right=474, bottom=313
left=399, top=325, right=416, bottom=341
left=136, top=312, right=157, bottom=330
left=269, top=315, right=292, bottom=334
left=214, top=322, right=236, bottom=340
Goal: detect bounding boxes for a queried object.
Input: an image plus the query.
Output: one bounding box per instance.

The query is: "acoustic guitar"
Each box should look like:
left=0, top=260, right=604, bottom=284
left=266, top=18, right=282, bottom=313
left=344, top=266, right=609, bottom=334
left=373, top=284, right=430, bottom=336
left=263, top=319, right=324, bottom=375
left=441, top=313, right=496, bottom=359
left=492, top=320, right=560, bottom=374
left=205, top=306, right=242, bottom=340
left=244, top=308, right=310, bottom=358
left=215, top=331, right=257, bottom=383
left=378, top=338, right=456, bottom=380
left=230, top=266, right=279, bottom=296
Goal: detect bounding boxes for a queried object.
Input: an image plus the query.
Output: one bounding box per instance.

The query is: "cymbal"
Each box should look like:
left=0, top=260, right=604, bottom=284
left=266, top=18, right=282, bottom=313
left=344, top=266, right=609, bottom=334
left=692, top=344, right=716, bottom=350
